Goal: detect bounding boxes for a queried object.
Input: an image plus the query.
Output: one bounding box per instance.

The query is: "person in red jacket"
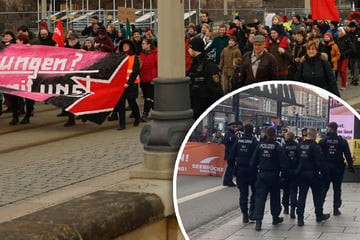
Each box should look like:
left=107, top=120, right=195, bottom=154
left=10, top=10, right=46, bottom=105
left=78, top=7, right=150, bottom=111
left=139, top=38, right=158, bottom=121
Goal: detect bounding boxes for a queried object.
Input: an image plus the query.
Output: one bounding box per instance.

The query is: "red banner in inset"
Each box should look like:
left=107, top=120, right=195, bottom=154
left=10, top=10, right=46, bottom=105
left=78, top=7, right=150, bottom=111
left=178, top=142, right=227, bottom=177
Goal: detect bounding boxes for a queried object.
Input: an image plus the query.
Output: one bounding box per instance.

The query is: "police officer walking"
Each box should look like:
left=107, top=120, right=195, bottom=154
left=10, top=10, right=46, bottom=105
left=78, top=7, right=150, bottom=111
left=296, top=128, right=330, bottom=226
left=319, top=122, right=355, bottom=216
left=187, top=37, right=223, bottom=119
left=250, top=127, right=289, bottom=231
left=230, top=123, right=259, bottom=222
left=223, top=122, right=238, bottom=187
left=282, top=131, right=299, bottom=219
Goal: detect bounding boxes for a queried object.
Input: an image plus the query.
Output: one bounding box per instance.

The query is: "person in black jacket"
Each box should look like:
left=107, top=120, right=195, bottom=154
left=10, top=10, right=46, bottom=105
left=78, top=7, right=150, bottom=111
left=318, top=122, right=355, bottom=216
left=222, top=122, right=238, bottom=187
left=250, top=127, right=289, bottom=231
left=282, top=131, right=299, bottom=219
left=230, top=123, right=259, bottom=223
left=81, top=15, right=102, bottom=37
left=187, top=37, right=223, bottom=119
left=295, top=128, right=330, bottom=226
left=112, top=39, right=141, bottom=130
left=294, top=40, right=340, bottom=96
left=336, top=27, right=353, bottom=90
left=347, top=21, right=360, bottom=85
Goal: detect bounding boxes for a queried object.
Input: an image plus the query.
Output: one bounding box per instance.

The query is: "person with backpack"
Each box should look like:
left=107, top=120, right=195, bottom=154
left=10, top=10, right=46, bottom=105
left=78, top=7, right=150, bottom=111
left=294, top=40, right=340, bottom=96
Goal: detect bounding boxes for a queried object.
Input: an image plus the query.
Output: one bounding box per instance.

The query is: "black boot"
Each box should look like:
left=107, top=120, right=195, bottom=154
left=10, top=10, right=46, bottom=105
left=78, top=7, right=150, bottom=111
left=316, top=213, right=330, bottom=222
left=107, top=114, right=118, bottom=121
left=298, top=217, right=304, bottom=226
left=334, top=208, right=341, bottom=216
left=249, top=209, right=255, bottom=221
left=117, top=125, right=126, bottom=130
left=290, top=207, right=296, bottom=219
left=283, top=206, right=289, bottom=214
left=20, top=117, right=30, bottom=124
left=255, top=220, right=262, bottom=231
left=9, top=117, right=19, bottom=125
left=272, top=216, right=284, bottom=225
left=133, top=118, right=140, bottom=126
left=242, top=212, right=249, bottom=223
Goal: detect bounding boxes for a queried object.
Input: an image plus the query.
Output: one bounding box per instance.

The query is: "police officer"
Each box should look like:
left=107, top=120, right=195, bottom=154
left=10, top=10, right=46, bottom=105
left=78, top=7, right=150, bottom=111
left=296, top=128, right=330, bottom=226
left=187, top=37, right=223, bottom=119
left=230, top=123, right=259, bottom=222
left=223, top=122, right=238, bottom=187
left=319, top=122, right=355, bottom=216
left=282, top=131, right=298, bottom=219
left=250, top=127, right=289, bottom=231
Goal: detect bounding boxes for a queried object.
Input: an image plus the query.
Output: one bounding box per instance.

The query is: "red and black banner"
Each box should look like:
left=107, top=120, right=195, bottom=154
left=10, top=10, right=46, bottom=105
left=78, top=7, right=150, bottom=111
left=0, top=45, right=129, bottom=124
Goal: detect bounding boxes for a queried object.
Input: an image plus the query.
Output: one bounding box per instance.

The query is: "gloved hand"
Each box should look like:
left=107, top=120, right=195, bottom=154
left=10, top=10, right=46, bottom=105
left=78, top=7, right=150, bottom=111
left=348, top=166, right=355, bottom=173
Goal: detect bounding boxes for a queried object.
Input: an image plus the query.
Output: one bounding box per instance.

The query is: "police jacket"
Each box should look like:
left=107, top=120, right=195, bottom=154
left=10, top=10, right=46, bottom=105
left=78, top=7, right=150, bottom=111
left=187, top=53, right=223, bottom=118
left=284, top=139, right=298, bottom=171
left=318, top=132, right=353, bottom=167
left=295, top=139, right=323, bottom=173
left=223, top=129, right=237, bottom=161
left=230, top=134, right=259, bottom=168
left=250, top=138, right=288, bottom=172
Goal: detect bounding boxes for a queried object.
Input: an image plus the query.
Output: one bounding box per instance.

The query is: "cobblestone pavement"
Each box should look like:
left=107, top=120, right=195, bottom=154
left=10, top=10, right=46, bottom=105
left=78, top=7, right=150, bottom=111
left=188, top=183, right=360, bottom=240
left=0, top=103, right=143, bottom=208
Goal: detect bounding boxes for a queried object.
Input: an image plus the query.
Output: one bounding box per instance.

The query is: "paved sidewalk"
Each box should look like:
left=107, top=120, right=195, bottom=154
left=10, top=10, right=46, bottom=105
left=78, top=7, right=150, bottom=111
left=189, top=182, right=360, bottom=240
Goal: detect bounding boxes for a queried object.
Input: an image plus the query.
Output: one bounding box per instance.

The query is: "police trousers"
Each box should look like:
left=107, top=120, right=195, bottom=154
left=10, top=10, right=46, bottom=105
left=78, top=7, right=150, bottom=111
left=236, top=167, right=256, bottom=214
left=281, top=174, right=298, bottom=209
left=253, top=171, right=281, bottom=220
left=296, top=170, right=323, bottom=219
left=322, top=163, right=345, bottom=209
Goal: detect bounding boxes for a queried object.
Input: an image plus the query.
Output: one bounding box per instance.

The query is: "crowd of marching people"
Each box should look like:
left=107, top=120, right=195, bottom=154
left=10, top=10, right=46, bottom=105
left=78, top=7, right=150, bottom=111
left=218, top=121, right=355, bottom=231
left=1, top=12, right=360, bottom=128
left=0, top=15, right=158, bottom=130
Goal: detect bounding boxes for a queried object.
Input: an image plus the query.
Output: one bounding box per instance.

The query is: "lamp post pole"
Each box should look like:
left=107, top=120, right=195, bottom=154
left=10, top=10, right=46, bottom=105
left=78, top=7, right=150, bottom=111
left=133, top=0, right=193, bottom=179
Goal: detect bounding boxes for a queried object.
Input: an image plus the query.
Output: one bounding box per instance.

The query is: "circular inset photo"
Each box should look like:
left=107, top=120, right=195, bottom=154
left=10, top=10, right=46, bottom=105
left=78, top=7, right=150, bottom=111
left=173, top=81, right=360, bottom=240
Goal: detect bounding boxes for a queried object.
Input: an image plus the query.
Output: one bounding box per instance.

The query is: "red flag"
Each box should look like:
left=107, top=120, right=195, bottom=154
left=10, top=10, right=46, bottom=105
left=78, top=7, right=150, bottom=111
left=52, top=19, right=64, bottom=47
left=311, top=0, right=339, bottom=21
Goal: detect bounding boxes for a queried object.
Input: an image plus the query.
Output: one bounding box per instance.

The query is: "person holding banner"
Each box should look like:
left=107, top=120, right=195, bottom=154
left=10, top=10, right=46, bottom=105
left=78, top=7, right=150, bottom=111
left=9, top=34, right=35, bottom=125
left=109, top=39, right=141, bottom=130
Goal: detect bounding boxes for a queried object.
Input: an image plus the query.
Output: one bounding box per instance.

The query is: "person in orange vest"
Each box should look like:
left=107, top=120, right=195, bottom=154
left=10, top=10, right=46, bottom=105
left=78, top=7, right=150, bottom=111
left=108, top=39, right=141, bottom=130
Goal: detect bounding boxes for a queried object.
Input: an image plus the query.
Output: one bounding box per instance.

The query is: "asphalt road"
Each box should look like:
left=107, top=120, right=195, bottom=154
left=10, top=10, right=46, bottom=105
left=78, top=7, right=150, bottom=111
left=176, top=175, right=240, bottom=234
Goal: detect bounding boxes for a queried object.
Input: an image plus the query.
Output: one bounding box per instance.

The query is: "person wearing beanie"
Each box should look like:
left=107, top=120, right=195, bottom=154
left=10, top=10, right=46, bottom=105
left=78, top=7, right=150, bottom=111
left=347, top=21, right=360, bottom=85
left=266, top=16, right=289, bottom=49
left=321, top=32, right=340, bottom=74
left=94, top=26, right=115, bottom=52
left=82, top=37, right=95, bottom=51
left=81, top=15, right=102, bottom=37
left=336, top=27, right=353, bottom=90
left=291, top=15, right=306, bottom=34
left=187, top=37, right=223, bottom=119
left=131, top=29, right=143, bottom=55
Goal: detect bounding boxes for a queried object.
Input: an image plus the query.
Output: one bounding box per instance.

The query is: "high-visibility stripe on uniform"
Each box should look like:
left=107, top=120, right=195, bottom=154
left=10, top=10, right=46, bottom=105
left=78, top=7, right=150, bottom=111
left=127, top=55, right=140, bottom=83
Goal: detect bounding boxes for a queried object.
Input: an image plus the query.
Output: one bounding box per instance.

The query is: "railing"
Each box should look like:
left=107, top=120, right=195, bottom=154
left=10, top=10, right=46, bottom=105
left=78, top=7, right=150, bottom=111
left=1, top=8, right=359, bottom=36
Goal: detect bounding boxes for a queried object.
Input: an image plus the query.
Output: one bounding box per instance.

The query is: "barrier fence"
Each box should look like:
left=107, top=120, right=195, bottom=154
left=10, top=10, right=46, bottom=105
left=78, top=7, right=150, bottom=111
left=1, top=8, right=360, bottom=35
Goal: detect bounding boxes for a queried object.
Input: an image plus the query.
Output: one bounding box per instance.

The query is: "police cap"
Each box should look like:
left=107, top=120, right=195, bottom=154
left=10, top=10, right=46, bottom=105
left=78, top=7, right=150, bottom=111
left=189, top=37, right=205, bottom=52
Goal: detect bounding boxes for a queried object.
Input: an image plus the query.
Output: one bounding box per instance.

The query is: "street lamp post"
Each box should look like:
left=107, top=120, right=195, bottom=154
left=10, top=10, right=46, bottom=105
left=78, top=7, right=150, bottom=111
left=132, top=0, right=193, bottom=179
